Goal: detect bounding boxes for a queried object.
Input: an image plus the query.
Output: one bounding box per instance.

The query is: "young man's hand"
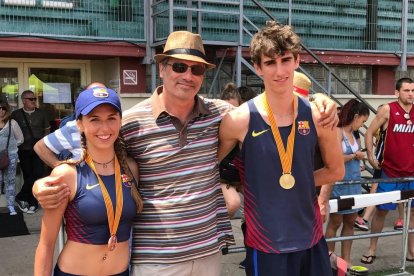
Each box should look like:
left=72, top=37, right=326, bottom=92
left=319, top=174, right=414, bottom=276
left=32, top=175, right=69, bottom=209
left=311, top=93, right=338, bottom=130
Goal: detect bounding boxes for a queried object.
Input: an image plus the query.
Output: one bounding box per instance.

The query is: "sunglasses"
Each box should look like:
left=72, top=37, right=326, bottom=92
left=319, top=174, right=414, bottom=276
left=0, top=107, right=6, bottom=111
left=24, top=98, right=36, bottom=101
left=404, top=113, right=412, bottom=125
left=167, top=62, right=206, bottom=76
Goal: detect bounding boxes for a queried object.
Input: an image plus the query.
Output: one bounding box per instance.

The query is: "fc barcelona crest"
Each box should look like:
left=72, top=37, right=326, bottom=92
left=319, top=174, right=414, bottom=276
left=297, top=121, right=310, bottom=135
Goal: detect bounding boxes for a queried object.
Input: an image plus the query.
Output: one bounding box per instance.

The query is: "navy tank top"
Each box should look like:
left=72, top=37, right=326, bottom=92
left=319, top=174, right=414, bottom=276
left=241, top=97, right=323, bottom=253
left=64, top=162, right=137, bottom=244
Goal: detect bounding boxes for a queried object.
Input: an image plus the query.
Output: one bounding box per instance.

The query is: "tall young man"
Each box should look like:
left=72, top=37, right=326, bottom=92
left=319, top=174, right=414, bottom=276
left=218, top=21, right=344, bottom=275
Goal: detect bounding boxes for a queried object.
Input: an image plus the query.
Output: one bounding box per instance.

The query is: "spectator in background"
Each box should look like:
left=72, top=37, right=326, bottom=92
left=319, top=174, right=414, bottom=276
left=238, top=86, right=257, bottom=104
left=361, top=77, right=414, bottom=265
left=11, top=90, right=50, bottom=214
left=221, top=82, right=242, bottom=107
left=354, top=104, right=385, bottom=231
left=325, top=99, right=370, bottom=268
left=0, top=98, right=24, bottom=215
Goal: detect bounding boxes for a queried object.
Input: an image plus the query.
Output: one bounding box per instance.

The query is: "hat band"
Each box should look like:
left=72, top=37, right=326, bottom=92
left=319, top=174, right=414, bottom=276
left=163, top=48, right=206, bottom=60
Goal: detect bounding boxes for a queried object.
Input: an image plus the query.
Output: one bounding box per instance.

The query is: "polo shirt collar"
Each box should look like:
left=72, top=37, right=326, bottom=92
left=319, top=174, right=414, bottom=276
left=151, top=86, right=211, bottom=119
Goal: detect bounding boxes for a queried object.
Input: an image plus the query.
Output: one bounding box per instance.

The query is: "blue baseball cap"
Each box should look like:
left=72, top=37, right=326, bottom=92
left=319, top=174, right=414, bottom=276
left=75, top=87, right=121, bottom=119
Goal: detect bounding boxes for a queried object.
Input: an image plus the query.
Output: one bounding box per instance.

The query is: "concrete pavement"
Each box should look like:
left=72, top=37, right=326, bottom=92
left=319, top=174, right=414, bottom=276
left=0, top=174, right=413, bottom=276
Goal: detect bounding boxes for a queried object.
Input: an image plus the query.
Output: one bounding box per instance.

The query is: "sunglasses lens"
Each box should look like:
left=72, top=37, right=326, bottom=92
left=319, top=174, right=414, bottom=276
left=191, top=65, right=206, bottom=76
left=170, top=63, right=205, bottom=76
left=172, top=63, right=188, bottom=73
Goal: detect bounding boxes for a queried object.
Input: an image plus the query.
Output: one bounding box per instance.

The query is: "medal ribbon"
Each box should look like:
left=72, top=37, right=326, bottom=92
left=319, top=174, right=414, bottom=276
left=85, top=154, right=123, bottom=240
left=262, top=93, right=297, bottom=176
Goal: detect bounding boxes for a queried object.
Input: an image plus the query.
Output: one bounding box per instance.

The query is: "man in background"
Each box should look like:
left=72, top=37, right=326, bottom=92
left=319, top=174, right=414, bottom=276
left=11, top=90, right=50, bottom=214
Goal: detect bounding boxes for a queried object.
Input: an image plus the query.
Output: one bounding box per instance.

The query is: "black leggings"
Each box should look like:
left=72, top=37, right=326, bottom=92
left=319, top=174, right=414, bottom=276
left=53, top=264, right=129, bottom=276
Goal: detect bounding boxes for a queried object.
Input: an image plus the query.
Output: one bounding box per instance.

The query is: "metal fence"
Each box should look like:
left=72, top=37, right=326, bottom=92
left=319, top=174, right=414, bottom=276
left=0, top=1, right=412, bottom=52
left=151, top=0, right=414, bottom=54
left=0, top=0, right=145, bottom=41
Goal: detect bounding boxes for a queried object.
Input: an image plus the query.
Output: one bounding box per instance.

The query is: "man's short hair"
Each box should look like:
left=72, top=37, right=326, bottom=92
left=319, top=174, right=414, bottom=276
left=250, top=21, right=302, bottom=66
left=396, top=77, right=413, bottom=91
left=21, top=90, right=34, bottom=100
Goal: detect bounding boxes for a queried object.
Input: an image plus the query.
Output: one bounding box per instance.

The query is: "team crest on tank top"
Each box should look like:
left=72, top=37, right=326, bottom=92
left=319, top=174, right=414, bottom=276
left=298, top=120, right=311, bottom=135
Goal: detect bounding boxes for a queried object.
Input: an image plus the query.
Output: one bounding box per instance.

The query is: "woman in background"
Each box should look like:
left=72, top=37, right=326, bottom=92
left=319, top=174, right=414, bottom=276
left=325, top=99, right=370, bottom=268
left=0, top=98, right=23, bottom=215
left=221, top=82, right=242, bottom=107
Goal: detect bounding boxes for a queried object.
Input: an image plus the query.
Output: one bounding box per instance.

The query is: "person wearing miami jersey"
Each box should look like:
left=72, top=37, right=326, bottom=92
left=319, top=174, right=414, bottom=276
left=34, top=87, right=143, bottom=276
left=218, top=21, right=344, bottom=276
left=361, top=77, right=414, bottom=265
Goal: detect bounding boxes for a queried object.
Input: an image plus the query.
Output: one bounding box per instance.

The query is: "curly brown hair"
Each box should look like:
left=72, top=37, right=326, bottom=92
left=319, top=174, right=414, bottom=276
left=250, top=21, right=302, bottom=67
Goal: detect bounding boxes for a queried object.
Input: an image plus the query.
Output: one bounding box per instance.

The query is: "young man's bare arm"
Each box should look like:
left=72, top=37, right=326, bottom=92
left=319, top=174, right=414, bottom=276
left=313, top=107, right=345, bottom=186
left=218, top=104, right=249, bottom=162
left=365, top=104, right=389, bottom=169
left=34, top=139, right=61, bottom=168
left=218, top=105, right=249, bottom=217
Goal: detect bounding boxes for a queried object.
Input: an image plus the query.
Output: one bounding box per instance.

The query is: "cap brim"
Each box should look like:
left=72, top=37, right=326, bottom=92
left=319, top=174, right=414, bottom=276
left=154, top=54, right=216, bottom=70
left=78, top=101, right=122, bottom=119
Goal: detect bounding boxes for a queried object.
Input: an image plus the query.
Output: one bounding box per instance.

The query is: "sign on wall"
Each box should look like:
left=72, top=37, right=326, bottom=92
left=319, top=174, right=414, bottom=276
left=123, top=70, right=138, bottom=85
left=43, top=83, right=71, bottom=103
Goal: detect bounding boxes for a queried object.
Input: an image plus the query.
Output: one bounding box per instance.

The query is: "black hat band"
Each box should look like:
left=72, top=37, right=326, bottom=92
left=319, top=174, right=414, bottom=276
left=163, top=48, right=206, bottom=60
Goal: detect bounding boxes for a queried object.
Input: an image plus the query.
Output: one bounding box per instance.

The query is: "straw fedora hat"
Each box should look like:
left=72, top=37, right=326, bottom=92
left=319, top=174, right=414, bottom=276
left=293, top=71, right=312, bottom=97
left=154, top=31, right=216, bottom=70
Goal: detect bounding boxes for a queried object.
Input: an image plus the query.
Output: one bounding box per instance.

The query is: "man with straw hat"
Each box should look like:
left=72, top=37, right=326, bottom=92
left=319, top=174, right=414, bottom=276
left=33, top=29, right=339, bottom=276
left=293, top=71, right=312, bottom=98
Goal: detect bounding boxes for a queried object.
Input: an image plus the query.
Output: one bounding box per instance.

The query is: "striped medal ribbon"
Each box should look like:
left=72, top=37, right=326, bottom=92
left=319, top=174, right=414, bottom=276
left=85, top=153, right=123, bottom=251
left=262, top=93, right=297, bottom=189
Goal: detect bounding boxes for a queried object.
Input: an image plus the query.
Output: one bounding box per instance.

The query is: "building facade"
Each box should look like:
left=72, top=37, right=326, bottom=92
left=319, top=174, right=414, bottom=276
left=0, top=0, right=412, bottom=119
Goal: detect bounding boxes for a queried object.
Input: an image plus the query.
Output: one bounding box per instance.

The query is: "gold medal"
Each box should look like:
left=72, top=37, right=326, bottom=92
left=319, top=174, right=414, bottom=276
left=108, top=235, right=118, bottom=251
left=279, top=173, right=295, bottom=189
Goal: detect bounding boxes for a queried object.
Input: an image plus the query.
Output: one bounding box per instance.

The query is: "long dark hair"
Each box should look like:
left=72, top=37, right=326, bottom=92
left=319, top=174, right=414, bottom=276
left=338, top=99, right=370, bottom=127
left=0, top=97, right=11, bottom=124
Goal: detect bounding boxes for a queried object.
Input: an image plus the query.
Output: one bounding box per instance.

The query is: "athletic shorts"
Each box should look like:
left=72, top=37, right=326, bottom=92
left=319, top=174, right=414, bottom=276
left=245, top=238, right=331, bottom=276
left=53, top=264, right=129, bottom=276
left=377, top=171, right=414, bottom=211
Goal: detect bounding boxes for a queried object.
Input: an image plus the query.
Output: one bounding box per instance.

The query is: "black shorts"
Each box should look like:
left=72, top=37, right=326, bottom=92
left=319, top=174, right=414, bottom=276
left=245, top=238, right=331, bottom=276
left=373, top=169, right=382, bottom=179
left=53, top=264, right=129, bottom=276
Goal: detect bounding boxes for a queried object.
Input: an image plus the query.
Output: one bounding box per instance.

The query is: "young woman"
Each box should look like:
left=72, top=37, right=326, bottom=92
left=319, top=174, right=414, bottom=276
left=0, top=99, right=23, bottom=215
left=325, top=99, right=370, bottom=267
left=34, top=87, right=143, bottom=276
